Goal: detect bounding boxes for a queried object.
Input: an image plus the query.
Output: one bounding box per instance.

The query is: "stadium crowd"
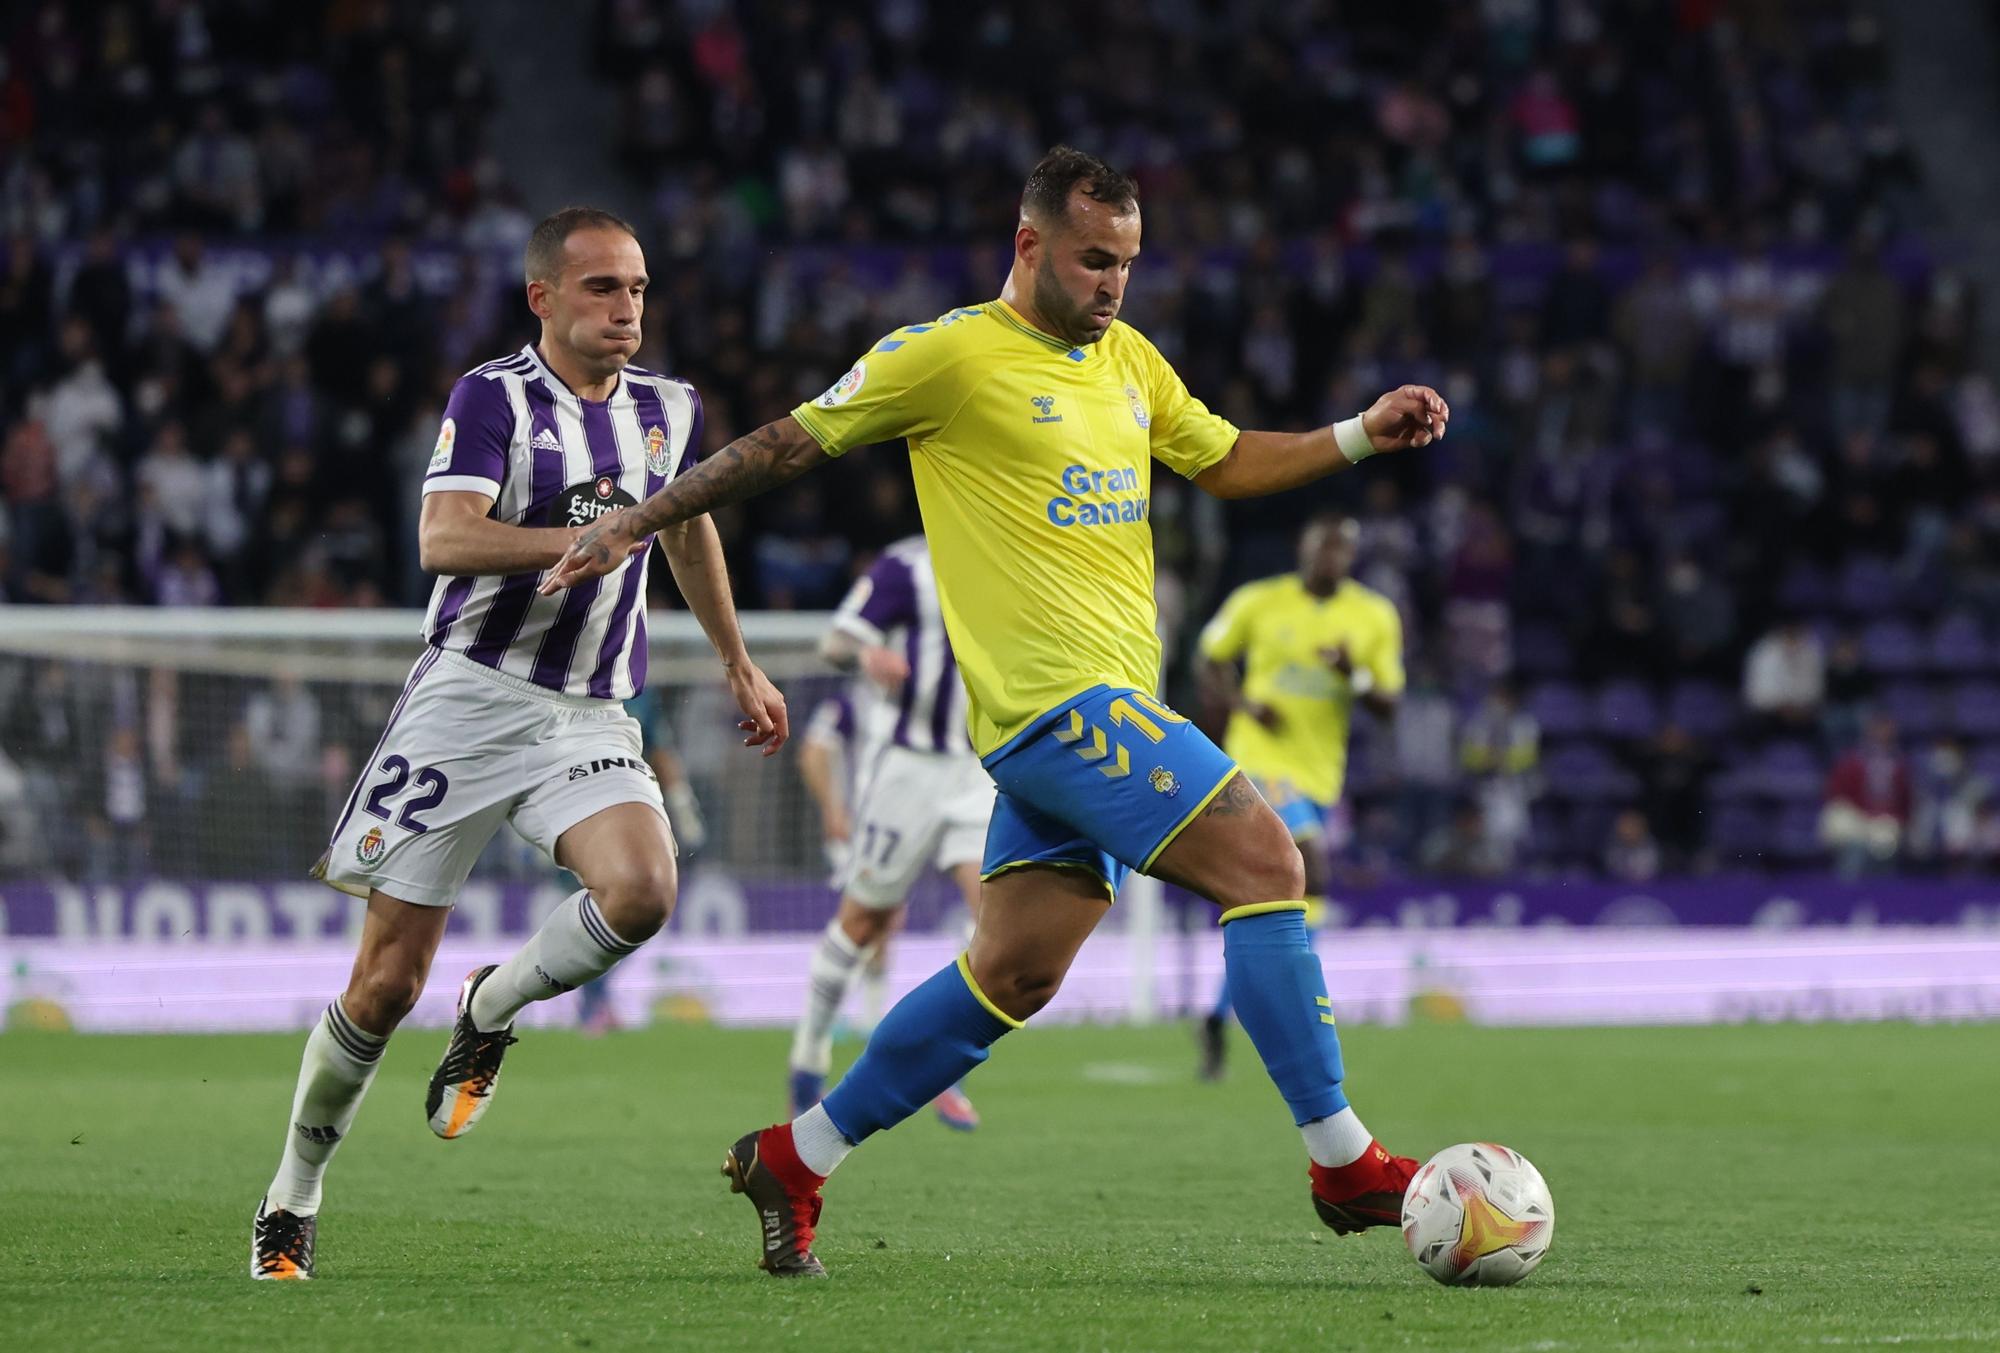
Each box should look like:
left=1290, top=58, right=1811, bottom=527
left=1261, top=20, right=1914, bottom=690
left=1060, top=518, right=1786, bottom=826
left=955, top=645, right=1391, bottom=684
left=5, top=0, right=1999, bottom=883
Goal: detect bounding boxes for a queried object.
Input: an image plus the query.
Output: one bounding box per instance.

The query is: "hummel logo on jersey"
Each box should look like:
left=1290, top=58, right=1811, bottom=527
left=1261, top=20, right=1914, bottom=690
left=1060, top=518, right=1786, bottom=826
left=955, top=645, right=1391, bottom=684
left=1030, top=394, right=1063, bottom=424
left=294, top=1123, right=341, bottom=1146
left=567, top=756, right=653, bottom=781
left=530, top=428, right=563, bottom=453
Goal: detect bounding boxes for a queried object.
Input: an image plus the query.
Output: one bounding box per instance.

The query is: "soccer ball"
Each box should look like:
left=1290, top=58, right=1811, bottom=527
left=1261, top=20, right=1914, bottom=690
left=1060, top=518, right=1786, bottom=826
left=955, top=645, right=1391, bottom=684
left=1400, top=1142, right=1554, bottom=1286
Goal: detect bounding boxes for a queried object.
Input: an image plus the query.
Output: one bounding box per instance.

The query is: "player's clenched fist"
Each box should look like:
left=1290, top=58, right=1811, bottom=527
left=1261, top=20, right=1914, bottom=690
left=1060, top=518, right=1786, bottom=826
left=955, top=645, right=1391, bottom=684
left=1361, top=384, right=1450, bottom=452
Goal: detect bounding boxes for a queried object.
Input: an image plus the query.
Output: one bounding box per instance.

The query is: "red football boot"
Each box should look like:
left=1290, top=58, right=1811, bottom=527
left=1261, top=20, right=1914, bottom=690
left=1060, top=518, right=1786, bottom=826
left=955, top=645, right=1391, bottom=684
left=1309, top=1140, right=1419, bottom=1234
left=722, top=1124, right=829, bottom=1277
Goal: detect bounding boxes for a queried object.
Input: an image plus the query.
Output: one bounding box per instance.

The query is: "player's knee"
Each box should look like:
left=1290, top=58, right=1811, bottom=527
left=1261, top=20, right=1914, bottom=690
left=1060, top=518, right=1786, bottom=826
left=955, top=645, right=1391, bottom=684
left=347, top=962, right=424, bottom=1032
left=838, top=902, right=893, bottom=948
left=976, top=960, right=1065, bottom=1021
left=590, top=856, right=678, bottom=940
left=1215, top=837, right=1307, bottom=910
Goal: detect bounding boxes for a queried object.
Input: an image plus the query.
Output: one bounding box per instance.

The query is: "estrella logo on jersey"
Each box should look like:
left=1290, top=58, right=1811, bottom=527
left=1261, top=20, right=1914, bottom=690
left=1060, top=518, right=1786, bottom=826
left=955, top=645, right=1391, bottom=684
left=1030, top=394, right=1063, bottom=424
left=1046, top=463, right=1149, bottom=527
left=1124, top=384, right=1151, bottom=429
left=645, top=424, right=671, bottom=477
left=356, top=827, right=387, bottom=866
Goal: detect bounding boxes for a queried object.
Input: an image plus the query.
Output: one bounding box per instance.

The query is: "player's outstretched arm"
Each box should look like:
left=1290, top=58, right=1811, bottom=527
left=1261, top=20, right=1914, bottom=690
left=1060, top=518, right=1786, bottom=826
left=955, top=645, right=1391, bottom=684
left=540, top=415, right=829, bottom=595
left=419, top=490, right=604, bottom=576
left=1191, top=385, right=1449, bottom=501
left=658, top=513, right=790, bottom=756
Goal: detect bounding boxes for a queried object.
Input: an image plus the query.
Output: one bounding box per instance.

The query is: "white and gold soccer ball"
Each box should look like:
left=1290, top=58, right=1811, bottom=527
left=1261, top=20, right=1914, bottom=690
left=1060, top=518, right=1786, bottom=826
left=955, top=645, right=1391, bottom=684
left=1400, top=1142, right=1554, bottom=1286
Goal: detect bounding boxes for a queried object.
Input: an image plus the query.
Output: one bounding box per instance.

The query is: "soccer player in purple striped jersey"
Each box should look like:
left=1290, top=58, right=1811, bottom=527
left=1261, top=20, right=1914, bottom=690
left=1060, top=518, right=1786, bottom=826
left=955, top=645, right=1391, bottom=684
left=787, top=536, right=992, bottom=1132
left=251, top=207, right=788, bottom=1281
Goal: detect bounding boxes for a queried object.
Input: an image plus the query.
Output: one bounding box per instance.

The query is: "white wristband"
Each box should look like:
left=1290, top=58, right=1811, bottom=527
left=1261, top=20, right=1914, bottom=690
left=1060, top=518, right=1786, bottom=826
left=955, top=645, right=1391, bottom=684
left=1333, top=415, right=1376, bottom=464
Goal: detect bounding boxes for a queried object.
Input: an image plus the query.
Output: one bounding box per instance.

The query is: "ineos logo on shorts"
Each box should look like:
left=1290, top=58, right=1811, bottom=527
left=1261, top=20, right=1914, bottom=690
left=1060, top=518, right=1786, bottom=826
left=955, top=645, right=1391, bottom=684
left=566, top=756, right=654, bottom=782
left=549, top=478, right=637, bottom=528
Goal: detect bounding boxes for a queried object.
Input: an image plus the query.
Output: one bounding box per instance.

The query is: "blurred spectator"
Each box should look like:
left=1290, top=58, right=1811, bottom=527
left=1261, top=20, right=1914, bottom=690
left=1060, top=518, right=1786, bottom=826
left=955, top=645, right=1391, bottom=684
left=1392, top=658, right=1457, bottom=861
left=1820, top=237, right=1907, bottom=439
left=197, top=724, right=280, bottom=877
left=1743, top=620, right=1826, bottom=732
left=1658, top=554, right=1738, bottom=679
left=1820, top=715, right=1913, bottom=878
left=1820, top=631, right=1877, bottom=751
left=89, top=726, right=149, bottom=882
left=1630, top=724, right=1718, bottom=872
left=1420, top=798, right=1507, bottom=880
left=1603, top=810, right=1662, bottom=884
left=1909, top=738, right=1991, bottom=872
left=1459, top=682, right=1540, bottom=870
left=0, top=0, right=1977, bottom=884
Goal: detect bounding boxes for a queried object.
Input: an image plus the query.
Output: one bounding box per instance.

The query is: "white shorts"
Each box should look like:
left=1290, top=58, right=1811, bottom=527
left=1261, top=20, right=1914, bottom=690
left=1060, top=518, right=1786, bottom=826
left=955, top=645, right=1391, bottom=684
left=841, top=744, right=995, bottom=909
left=317, top=649, right=669, bottom=908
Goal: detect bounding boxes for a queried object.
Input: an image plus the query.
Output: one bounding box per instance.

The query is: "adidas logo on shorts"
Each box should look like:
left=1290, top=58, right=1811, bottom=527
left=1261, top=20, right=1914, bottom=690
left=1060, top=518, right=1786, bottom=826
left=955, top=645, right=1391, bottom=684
left=530, top=429, right=563, bottom=453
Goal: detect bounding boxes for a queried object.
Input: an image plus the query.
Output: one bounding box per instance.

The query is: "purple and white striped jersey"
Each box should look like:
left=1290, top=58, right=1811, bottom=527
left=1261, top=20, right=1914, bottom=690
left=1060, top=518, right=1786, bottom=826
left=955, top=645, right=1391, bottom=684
left=419, top=344, right=703, bottom=699
left=830, top=536, right=973, bottom=758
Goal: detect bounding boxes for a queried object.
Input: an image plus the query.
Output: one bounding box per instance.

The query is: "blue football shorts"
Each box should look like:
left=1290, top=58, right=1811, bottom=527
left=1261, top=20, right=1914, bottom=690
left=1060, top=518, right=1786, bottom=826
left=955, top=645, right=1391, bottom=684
left=979, top=684, right=1239, bottom=898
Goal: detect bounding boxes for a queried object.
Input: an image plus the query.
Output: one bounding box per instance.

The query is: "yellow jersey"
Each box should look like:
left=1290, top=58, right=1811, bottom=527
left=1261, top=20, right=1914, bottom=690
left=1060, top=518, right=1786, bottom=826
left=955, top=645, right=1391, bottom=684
left=792, top=300, right=1239, bottom=756
left=1197, top=574, right=1405, bottom=805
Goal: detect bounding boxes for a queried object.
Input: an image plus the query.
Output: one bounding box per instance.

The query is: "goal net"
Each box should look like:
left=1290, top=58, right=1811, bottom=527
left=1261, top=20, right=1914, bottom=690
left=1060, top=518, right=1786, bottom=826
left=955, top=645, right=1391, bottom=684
left=0, top=607, right=1172, bottom=1031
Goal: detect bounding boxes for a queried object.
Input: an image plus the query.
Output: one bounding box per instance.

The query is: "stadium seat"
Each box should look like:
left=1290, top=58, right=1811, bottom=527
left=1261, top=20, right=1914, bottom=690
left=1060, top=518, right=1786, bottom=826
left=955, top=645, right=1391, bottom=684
left=1540, top=742, right=1638, bottom=801
left=1594, top=681, right=1659, bottom=740
left=1860, top=618, right=1925, bottom=676
left=1775, top=562, right=1837, bottom=614
left=1709, top=803, right=1773, bottom=861
left=1513, top=622, right=1574, bottom=679
left=1773, top=804, right=1825, bottom=862
left=1665, top=681, right=1737, bottom=739
left=1928, top=613, right=1990, bottom=675
left=1881, top=681, right=1944, bottom=739
left=1527, top=682, right=1594, bottom=740
left=1837, top=556, right=1902, bottom=614
left=1751, top=741, right=1825, bottom=800
left=1949, top=682, right=2000, bottom=738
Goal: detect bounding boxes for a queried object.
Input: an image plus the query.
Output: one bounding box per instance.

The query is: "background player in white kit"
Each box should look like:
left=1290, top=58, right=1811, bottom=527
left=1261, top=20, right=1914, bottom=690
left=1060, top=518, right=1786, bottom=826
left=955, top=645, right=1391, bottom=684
left=796, top=683, right=897, bottom=1038
left=787, top=536, right=990, bottom=1132
left=249, top=207, right=788, bottom=1280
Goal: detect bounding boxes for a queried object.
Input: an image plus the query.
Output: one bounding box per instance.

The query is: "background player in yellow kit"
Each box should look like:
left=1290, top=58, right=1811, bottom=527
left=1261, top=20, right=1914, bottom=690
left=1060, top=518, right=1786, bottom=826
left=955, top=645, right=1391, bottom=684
left=544, top=146, right=1448, bottom=1277
left=1195, top=514, right=1405, bottom=1079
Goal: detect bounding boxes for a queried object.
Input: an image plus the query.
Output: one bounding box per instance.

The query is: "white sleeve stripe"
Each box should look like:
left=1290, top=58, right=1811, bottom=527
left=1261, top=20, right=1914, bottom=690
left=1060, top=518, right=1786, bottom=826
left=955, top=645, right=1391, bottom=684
left=831, top=614, right=885, bottom=646
left=423, top=475, right=502, bottom=497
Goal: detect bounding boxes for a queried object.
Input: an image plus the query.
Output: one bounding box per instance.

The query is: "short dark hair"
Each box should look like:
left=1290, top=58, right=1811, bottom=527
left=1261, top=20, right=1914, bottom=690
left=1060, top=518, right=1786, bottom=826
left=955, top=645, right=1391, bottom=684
left=1021, top=146, right=1138, bottom=227
left=524, top=206, right=637, bottom=283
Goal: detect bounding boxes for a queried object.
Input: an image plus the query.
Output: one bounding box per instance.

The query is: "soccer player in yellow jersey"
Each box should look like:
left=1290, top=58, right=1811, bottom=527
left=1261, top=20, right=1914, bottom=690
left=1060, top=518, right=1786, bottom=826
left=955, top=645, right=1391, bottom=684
left=545, top=147, right=1449, bottom=1277
left=1195, top=515, right=1405, bottom=1079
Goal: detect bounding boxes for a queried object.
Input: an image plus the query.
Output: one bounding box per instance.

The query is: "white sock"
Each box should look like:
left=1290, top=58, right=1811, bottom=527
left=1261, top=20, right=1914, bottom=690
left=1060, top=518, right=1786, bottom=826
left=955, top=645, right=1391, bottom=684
left=788, top=920, right=864, bottom=1074
left=1301, top=1106, right=1375, bottom=1168
left=854, top=941, right=888, bottom=1037
left=470, top=890, right=640, bottom=1032
left=791, top=1102, right=855, bottom=1177
left=266, top=999, right=385, bottom=1216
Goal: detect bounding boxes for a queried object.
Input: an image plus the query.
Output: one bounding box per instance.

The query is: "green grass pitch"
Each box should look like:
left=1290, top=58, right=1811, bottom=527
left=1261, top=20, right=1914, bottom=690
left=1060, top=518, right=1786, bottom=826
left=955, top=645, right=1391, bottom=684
left=2, top=1018, right=1996, bottom=1351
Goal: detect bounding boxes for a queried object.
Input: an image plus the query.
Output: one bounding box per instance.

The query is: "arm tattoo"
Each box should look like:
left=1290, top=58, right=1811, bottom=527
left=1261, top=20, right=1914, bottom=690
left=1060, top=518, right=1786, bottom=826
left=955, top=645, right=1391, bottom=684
left=572, top=417, right=826, bottom=565
left=1201, top=773, right=1260, bottom=817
